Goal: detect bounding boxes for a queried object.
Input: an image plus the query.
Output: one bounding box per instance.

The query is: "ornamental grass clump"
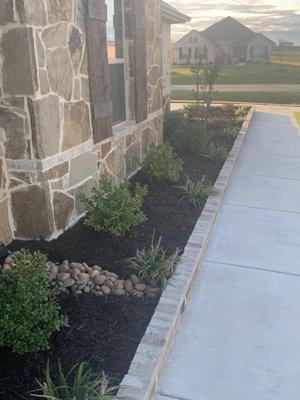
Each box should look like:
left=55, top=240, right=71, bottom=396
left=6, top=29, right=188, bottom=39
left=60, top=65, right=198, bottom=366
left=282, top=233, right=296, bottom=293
left=177, top=175, right=216, bottom=208
left=84, top=177, right=148, bottom=236
left=205, top=143, right=228, bottom=165
left=0, top=250, right=67, bottom=355
left=32, top=361, right=119, bottom=400
left=125, top=235, right=180, bottom=288
left=141, top=144, right=183, bottom=183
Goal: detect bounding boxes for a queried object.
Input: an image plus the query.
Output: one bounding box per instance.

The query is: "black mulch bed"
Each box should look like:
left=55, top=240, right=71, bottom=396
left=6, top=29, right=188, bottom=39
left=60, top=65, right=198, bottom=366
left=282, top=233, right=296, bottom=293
left=1, top=111, right=240, bottom=400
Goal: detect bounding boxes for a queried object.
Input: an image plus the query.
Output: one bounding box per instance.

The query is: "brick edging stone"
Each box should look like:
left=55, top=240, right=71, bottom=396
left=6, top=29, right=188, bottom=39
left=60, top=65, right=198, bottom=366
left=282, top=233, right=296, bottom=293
left=117, top=107, right=256, bottom=400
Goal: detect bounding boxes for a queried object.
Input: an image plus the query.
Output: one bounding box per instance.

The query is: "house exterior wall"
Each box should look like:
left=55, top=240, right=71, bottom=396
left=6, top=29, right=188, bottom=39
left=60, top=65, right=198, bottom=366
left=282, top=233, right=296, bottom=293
left=174, top=31, right=217, bottom=64
left=246, top=36, right=273, bottom=62
left=0, top=0, right=163, bottom=243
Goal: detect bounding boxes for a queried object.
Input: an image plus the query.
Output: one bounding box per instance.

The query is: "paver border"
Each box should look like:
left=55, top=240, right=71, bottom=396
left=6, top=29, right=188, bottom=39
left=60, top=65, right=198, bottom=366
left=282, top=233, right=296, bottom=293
left=117, top=106, right=256, bottom=400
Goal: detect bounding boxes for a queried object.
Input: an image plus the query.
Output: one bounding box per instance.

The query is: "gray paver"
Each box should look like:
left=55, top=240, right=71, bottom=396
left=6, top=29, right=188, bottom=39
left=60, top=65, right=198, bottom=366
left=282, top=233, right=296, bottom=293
left=155, top=106, right=300, bottom=400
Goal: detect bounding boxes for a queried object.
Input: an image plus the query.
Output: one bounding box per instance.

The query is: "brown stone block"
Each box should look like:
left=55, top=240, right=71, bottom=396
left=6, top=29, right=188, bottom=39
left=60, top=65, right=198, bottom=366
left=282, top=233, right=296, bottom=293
left=63, top=100, right=92, bottom=151
left=0, top=0, right=14, bottom=23
left=70, top=177, right=96, bottom=215
left=0, top=107, right=27, bottom=160
left=101, top=141, right=112, bottom=158
left=46, top=0, right=74, bottom=24
left=43, top=162, right=69, bottom=181
left=125, top=140, right=141, bottom=176
left=16, top=0, right=47, bottom=25
left=68, top=152, right=98, bottom=187
left=11, top=185, right=54, bottom=239
left=69, top=26, right=83, bottom=74
left=53, top=191, right=74, bottom=231
left=1, top=27, right=38, bottom=96
left=0, top=199, right=12, bottom=245
left=28, top=95, right=61, bottom=159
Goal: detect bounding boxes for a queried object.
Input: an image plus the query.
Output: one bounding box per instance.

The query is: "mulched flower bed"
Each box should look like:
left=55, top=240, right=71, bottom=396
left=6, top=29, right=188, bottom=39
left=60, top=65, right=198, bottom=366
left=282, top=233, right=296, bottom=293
left=0, top=107, right=243, bottom=400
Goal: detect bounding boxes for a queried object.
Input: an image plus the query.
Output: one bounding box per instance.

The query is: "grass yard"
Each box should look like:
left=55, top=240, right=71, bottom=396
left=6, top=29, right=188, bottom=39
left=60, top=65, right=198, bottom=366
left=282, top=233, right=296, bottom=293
left=294, top=112, right=300, bottom=125
left=272, top=46, right=300, bottom=66
left=171, top=63, right=300, bottom=85
left=171, top=90, right=300, bottom=105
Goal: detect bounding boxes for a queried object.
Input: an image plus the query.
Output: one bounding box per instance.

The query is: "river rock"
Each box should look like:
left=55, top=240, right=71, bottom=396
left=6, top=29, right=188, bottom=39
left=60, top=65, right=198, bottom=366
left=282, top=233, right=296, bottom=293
left=58, top=264, right=69, bottom=273
left=100, top=285, right=111, bottom=295
left=94, top=274, right=106, bottom=286
left=79, top=272, right=89, bottom=283
left=114, top=280, right=124, bottom=289
left=83, top=286, right=91, bottom=294
left=75, top=289, right=83, bottom=295
left=70, top=267, right=81, bottom=279
left=105, top=281, right=114, bottom=289
left=124, top=279, right=133, bottom=292
left=58, top=272, right=70, bottom=282
left=130, top=275, right=139, bottom=285
left=135, top=283, right=147, bottom=292
left=92, top=265, right=102, bottom=272
left=89, top=269, right=99, bottom=279
left=131, top=289, right=144, bottom=298
left=115, top=288, right=126, bottom=296
left=63, top=278, right=75, bottom=288
left=51, top=265, right=58, bottom=280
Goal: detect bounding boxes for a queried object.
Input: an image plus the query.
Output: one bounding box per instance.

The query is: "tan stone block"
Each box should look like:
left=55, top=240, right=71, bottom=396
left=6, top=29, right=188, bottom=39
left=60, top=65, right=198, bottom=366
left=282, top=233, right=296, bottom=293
left=39, top=69, right=50, bottom=95
left=0, top=199, right=12, bottom=244
left=101, top=141, right=112, bottom=158
left=125, top=140, right=141, bottom=176
left=28, top=95, right=61, bottom=159
left=63, top=100, right=92, bottom=151
left=53, top=192, right=74, bottom=231
left=46, top=0, right=74, bottom=24
left=71, top=178, right=96, bottom=215
left=69, top=26, right=83, bottom=75
left=69, top=152, right=98, bottom=187
left=41, top=22, right=68, bottom=48
left=1, top=27, right=38, bottom=96
left=47, top=48, right=74, bottom=100
left=11, top=185, right=54, bottom=239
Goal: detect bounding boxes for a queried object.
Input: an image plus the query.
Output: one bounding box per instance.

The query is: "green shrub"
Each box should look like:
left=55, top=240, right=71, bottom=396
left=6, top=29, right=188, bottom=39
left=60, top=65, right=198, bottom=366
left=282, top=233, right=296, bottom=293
left=182, top=103, right=203, bottom=121
left=177, top=175, right=215, bottom=208
left=164, top=111, right=184, bottom=142
left=205, top=143, right=228, bottom=165
left=141, top=144, right=183, bottom=183
left=125, top=235, right=180, bottom=288
left=84, top=177, right=148, bottom=236
left=170, top=122, right=211, bottom=154
left=0, top=250, right=67, bottom=354
left=32, top=361, right=118, bottom=400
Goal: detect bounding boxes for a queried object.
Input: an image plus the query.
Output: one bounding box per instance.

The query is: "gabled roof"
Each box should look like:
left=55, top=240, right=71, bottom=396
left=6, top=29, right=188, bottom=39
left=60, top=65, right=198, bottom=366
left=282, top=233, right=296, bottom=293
left=176, top=29, right=219, bottom=48
left=202, top=16, right=254, bottom=42
left=162, top=1, right=191, bottom=24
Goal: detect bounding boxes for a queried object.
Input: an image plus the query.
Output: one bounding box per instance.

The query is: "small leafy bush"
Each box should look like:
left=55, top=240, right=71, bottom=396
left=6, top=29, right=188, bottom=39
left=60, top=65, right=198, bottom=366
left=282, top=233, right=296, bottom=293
left=235, top=106, right=249, bottom=120
left=32, top=361, right=118, bottom=400
left=84, top=177, right=148, bottom=236
left=164, top=111, right=185, bottom=142
left=177, top=175, right=215, bottom=208
left=141, top=144, right=183, bottom=183
left=170, top=122, right=211, bottom=154
left=205, top=143, right=228, bottom=165
left=0, top=250, right=67, bottom=354
left=125, top=235, right=180, bottom=288
left=183, top=103, right=203, bottom=121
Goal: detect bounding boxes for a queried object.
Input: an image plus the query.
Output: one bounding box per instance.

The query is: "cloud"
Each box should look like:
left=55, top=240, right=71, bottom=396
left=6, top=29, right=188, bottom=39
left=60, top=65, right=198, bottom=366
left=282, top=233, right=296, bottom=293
left=167, top=0, right=300, bottom=43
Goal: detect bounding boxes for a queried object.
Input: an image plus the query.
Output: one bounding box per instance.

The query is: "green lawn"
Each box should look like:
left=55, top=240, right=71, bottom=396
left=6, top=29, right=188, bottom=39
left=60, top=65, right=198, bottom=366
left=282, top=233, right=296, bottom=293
left=171, top=90, right=300, bottom=105
left=294, top=112, right=300, bottom=125
left=171, top=63, right=300, bottom=85
left=172, top=49, right=300, bottom=85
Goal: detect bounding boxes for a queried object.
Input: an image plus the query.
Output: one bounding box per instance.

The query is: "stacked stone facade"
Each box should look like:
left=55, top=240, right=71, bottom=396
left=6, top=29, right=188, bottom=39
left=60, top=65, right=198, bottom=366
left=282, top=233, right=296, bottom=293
left=0, top=0, right=163, bottom=243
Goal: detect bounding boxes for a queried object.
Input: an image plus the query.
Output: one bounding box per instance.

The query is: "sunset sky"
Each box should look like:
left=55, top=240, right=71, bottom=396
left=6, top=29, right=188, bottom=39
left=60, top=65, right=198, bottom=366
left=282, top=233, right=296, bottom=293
left=167, top=0, right=300, bottom=45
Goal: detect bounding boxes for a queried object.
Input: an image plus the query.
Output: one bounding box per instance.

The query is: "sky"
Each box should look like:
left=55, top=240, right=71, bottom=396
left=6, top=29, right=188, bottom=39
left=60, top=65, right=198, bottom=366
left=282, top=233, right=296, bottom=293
left=167, top=0, right=300, bottom=45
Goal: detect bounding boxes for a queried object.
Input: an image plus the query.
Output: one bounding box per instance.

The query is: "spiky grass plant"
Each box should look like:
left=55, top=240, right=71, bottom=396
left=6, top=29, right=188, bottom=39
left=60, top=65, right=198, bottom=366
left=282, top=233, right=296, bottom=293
left=32, top=361, right=118, bottom=400
left=125, top=234, right=180, bottom=288
left=205, top=143, right=228, bottom=165
left=177, top=175, right=215, bottom=208
left=222, top=127, right=237, bottom=141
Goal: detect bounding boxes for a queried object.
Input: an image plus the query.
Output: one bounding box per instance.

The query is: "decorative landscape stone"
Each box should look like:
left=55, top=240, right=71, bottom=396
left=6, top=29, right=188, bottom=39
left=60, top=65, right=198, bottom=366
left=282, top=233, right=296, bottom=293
left=0, top=256, right=161, bottom=299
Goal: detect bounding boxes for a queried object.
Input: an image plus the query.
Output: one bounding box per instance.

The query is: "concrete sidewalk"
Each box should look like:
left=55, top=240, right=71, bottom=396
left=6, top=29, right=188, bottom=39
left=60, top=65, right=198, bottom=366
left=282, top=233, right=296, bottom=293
left=155, top=106, right=300, bottom=400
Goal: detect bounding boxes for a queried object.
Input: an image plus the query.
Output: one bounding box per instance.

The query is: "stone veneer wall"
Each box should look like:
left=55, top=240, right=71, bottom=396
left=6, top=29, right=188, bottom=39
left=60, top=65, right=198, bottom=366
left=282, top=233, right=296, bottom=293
left=0, top=0, right=163, bottom=243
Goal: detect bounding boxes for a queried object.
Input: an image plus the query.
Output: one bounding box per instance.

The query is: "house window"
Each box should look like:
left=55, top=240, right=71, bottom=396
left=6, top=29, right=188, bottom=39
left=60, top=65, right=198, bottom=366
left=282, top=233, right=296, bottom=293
left=107, top=0, right=126, bottom=125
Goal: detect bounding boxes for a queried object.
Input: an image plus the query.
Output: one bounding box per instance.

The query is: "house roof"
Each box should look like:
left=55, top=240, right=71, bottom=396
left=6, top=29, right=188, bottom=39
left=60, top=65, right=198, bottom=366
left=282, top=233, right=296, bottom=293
left=176, top=29, right=219, bottom=48
left=202, top=16, right=274, bottom=45
left=161, top=1, right=191, bottom=24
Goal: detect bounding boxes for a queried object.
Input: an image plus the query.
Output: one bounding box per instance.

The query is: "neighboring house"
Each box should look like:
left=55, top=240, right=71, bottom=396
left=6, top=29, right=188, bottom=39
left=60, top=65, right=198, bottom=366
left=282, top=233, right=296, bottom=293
left=0, top=0, right=188, bottom=244
left=175, top=16, right=275, bottom=64
left=161, top=2, right=190, bottom=105
left=175, top=29, right=220, bottom=64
